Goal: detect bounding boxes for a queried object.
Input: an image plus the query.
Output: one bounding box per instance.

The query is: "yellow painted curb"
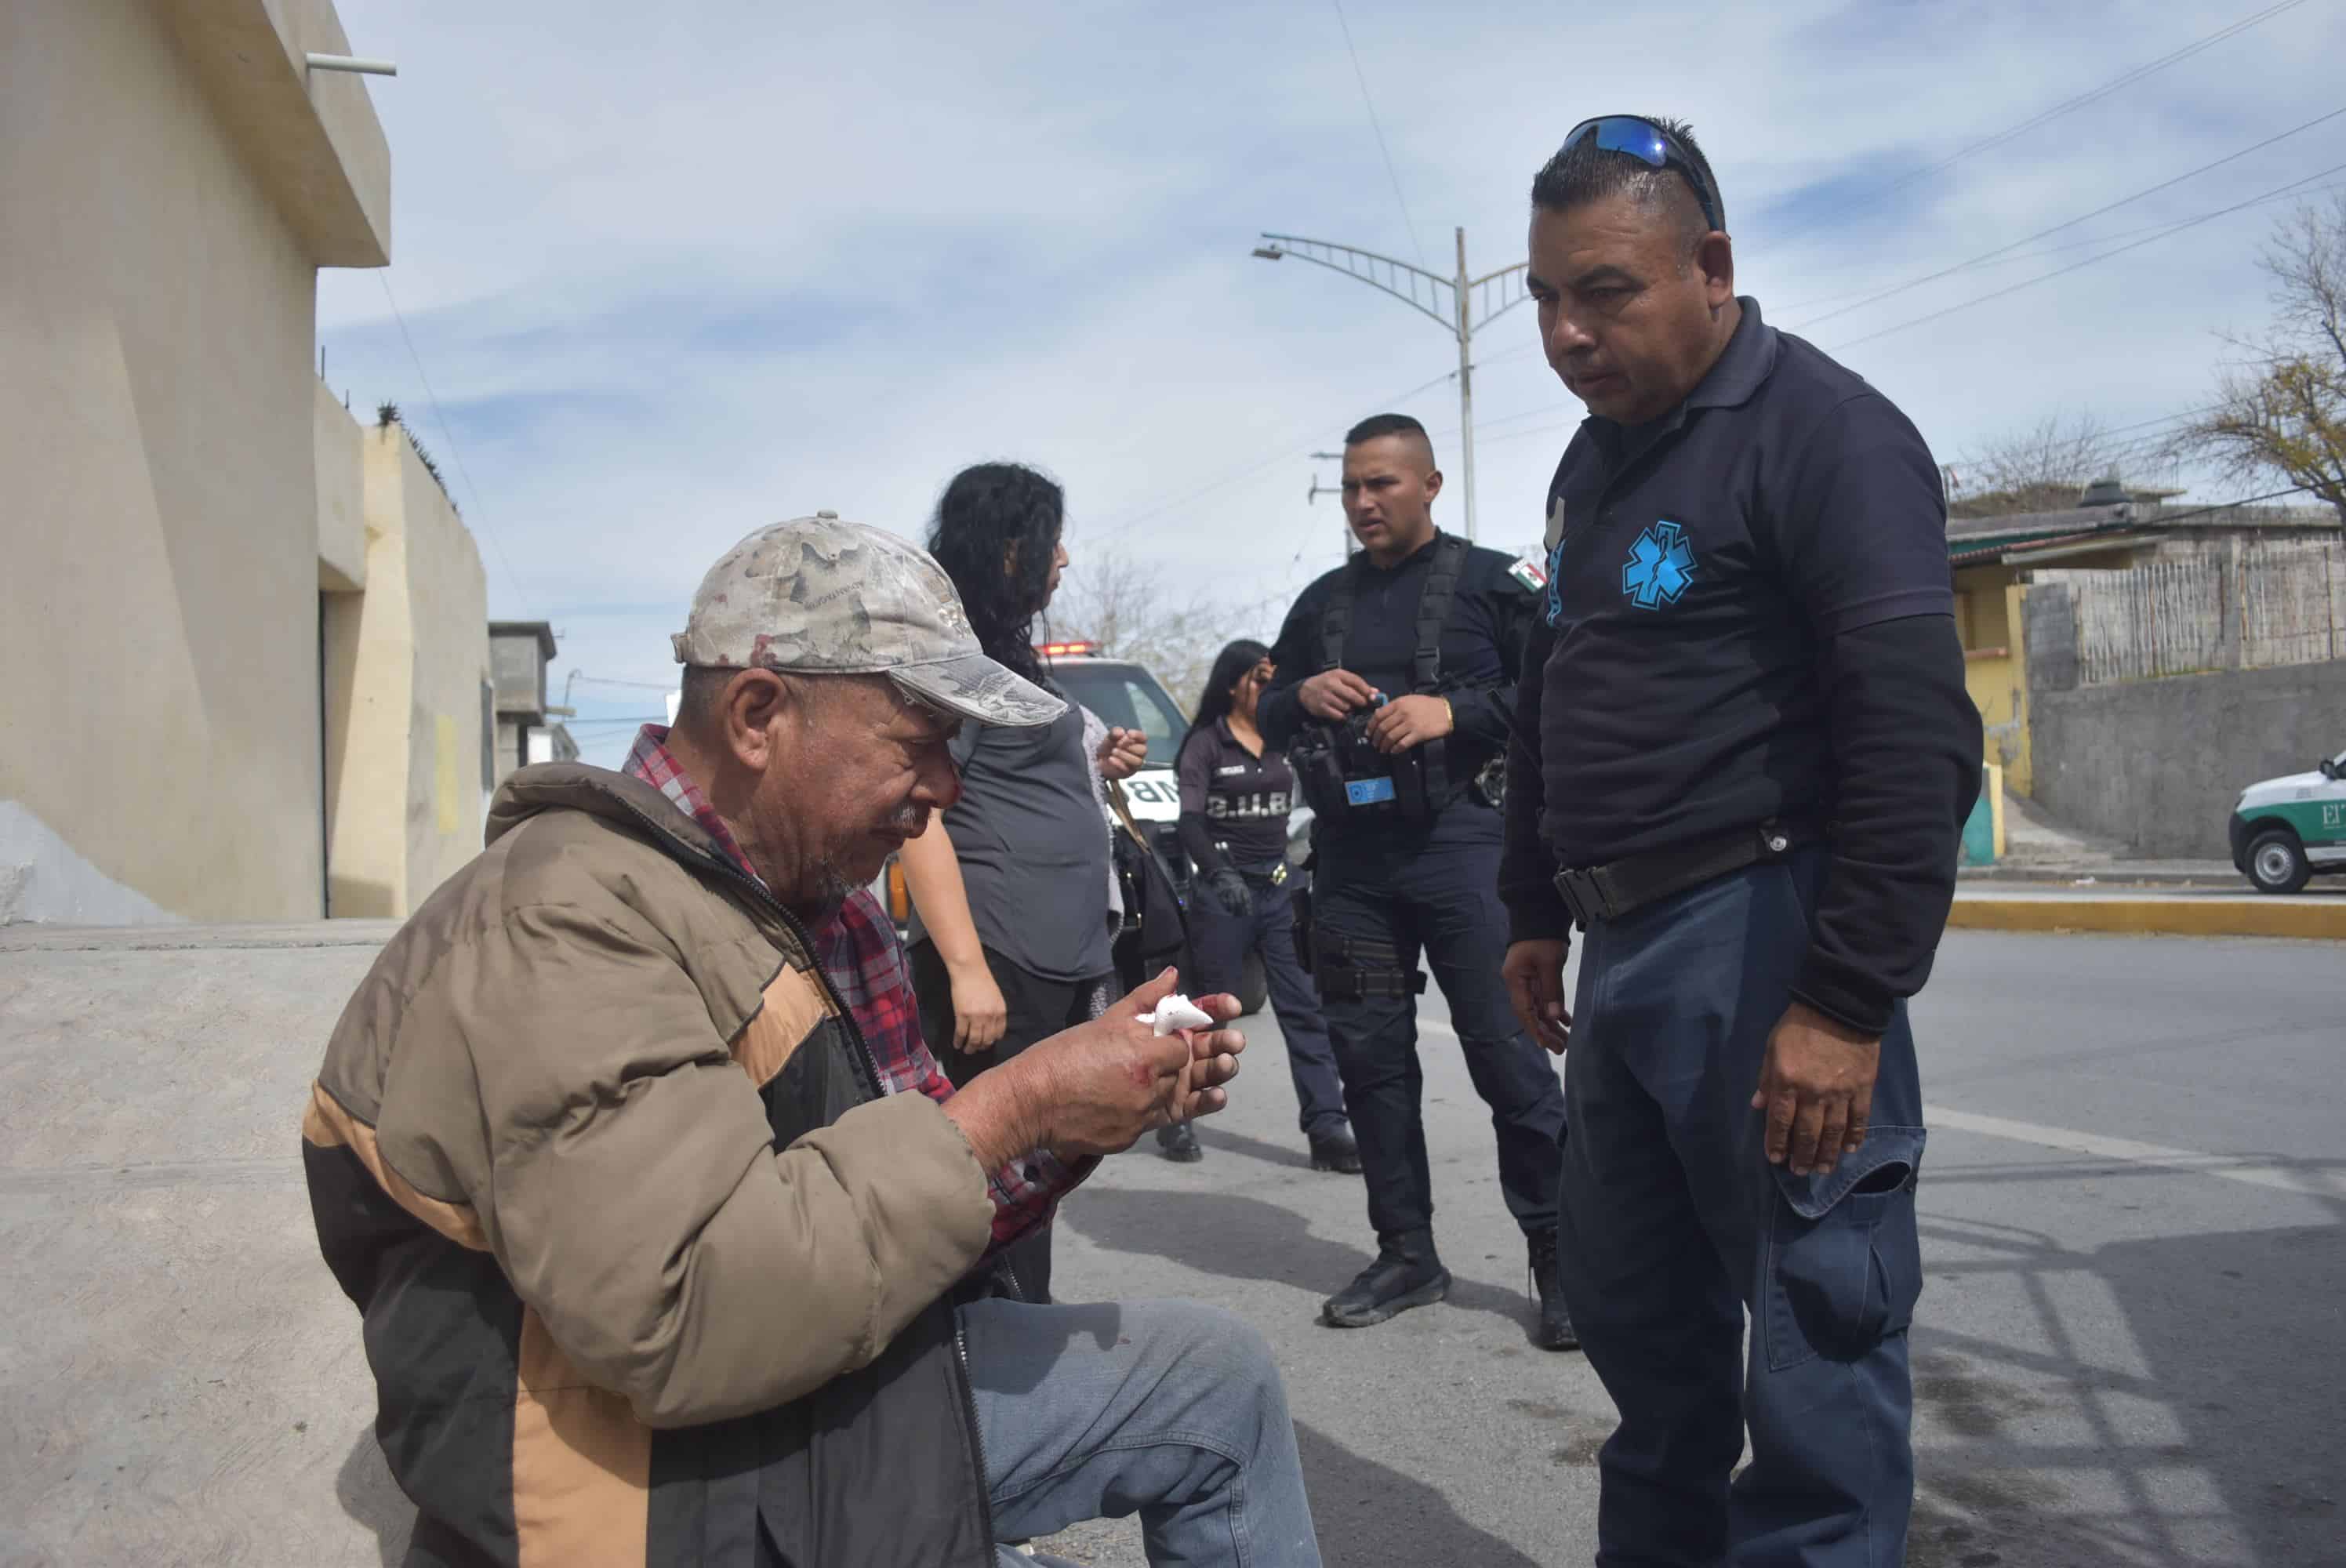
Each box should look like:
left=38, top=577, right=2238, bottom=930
left=1949, top=897, right=2346, bottom=939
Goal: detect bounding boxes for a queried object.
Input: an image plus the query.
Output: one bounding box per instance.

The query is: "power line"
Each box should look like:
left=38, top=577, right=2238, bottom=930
left=1329, top=0, right=1425, bottom=269
left=1769, top=0, right=2315, bottom=245
left=568, top=673, right=676, bottom=690
left=2137, top=484, right=2312, bottom=522
left=1775, top=180, right=2346, bottom=312
left=2102, top=405, right=2224, bottom=439
left=1785, top=104, right=2346, bottom=330
left=1828, top=158, right=2346, bottom=354
left=1422, top=397, right=1569, bottom=444
left=377, top=270, right=539, bottom=620
left=2098, top=413, right=2225, bottom=461
left=1226, top=10, right=2323, bottom=564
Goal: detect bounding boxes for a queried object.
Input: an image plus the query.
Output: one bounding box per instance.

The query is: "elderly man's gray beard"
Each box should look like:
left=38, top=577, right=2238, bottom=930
left=808, top=861, right=859, bottom=908
left=810, top=800, right=928, bottom=908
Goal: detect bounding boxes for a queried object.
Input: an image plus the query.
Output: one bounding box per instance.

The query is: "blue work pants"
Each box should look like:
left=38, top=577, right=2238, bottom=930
left=1559, top=845, right=1926, bottom=1567
left=964, top=1298, right=1323, bottom=1566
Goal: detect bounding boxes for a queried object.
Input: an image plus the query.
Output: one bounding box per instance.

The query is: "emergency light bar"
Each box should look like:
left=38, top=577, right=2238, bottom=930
left=1034, top=641, right=1100, bottom=658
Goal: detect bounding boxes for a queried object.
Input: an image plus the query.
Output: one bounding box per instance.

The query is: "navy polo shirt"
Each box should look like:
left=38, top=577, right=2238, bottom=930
left=1531, top=298, right=1952, bottom=868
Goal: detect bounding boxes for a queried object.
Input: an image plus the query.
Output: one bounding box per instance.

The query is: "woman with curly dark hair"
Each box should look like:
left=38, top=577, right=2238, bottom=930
left=898, top=462, right=1146, bottom=1305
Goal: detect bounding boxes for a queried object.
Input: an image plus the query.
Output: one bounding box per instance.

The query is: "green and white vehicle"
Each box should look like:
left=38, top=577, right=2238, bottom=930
left=2228, top=745, right=2346, bottom=894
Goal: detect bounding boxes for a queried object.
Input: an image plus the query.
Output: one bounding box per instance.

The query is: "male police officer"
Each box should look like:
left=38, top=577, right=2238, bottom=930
left=1260, top=413, right=1572, bottom=1348
left=1500, top=118, right=1983, bottom=1566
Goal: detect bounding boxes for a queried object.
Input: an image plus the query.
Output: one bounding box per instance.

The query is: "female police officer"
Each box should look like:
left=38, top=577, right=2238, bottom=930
left=1164, top=639, right=1359, bottom=1172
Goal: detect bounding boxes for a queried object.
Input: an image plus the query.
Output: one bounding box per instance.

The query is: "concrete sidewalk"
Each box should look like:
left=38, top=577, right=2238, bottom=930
left=0, top=922, right=409, bottom=1566
left=1959, top=860, right=2245, bottom=887
left=1956, top=793, right=2346, bottom=936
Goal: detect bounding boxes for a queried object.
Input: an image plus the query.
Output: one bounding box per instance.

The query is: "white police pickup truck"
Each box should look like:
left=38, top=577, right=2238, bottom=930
left=1044, top=644, right=1273, bottom=1014
left=2229, top=744, right=2346, bottom=894
left=1040, top=642, right=1191, bottom=849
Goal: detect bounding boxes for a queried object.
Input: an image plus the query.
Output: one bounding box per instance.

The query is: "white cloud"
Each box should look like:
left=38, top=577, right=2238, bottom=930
left=316, top=0, right=2346, bottom=762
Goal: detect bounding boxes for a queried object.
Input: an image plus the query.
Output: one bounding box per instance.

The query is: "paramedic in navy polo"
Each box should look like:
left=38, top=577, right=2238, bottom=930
left=1498, top=117, right=1983, bottom=1568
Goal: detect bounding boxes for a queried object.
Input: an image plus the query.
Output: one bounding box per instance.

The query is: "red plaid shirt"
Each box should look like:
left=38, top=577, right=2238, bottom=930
left=625, top=726, right=1077, bottom=1251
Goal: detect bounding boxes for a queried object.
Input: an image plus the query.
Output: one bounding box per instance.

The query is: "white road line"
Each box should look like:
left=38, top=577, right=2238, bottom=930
left=1416, top=1018, right=2342, bottom=1201
left=1920, top=1105, right=2346, bottom=1202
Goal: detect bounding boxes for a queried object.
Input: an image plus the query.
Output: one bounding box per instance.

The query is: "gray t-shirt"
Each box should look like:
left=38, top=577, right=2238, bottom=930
left=910, top=697, right=1114, bottom=982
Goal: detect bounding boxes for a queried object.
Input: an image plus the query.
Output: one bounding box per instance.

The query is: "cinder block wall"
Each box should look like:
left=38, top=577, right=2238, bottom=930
left=2028, top=662, right=2346, bottom=858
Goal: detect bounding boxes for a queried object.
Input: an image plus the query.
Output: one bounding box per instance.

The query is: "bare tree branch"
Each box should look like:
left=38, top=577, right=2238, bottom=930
left=2172, top=191, right=2346, bottom=521
left=1949, top=412, right=2112, bottom=517
left=1045, top=547, right=1288, bottom=712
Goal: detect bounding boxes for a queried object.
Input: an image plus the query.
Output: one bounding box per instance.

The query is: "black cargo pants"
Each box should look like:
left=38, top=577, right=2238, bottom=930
left=1311, top=800, right=1565, bottom=1241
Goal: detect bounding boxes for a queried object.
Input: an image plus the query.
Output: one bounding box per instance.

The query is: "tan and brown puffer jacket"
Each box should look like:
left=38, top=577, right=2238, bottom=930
left=304, top=764, right=1003, bottom=1567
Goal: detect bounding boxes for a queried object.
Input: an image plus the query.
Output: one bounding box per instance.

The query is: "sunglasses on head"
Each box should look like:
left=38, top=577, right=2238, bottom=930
left=1559, top=115, right=1724, bottom=236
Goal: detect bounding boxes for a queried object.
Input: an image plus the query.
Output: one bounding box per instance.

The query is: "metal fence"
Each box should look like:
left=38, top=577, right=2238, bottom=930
left=2057, top=540, right=2345, bottom=686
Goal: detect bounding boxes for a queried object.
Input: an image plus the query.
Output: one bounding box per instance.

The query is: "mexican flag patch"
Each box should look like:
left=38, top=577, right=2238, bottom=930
left=1509, top=554, right=1549, bottom=593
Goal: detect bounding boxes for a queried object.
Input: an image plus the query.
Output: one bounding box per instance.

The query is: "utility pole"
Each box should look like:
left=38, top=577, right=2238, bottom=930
left=1306, top=450, right=1354, bottom=560
left=1251, top=226, right=1533, bottom=542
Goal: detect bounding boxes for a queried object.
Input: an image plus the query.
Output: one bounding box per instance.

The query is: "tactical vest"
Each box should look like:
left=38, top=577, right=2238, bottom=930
left=1292, top=533, right=1469, bottom=828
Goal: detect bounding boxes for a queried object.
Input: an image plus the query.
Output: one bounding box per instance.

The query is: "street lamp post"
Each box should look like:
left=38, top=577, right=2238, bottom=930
left=1251, top=226, right=1533, bottom=542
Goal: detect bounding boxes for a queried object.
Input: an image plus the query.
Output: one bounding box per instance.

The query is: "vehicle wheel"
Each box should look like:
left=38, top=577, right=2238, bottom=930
left=2246, top=829, right=2312, bottom=895
left=1237, top=950, right=1269, bottom=1016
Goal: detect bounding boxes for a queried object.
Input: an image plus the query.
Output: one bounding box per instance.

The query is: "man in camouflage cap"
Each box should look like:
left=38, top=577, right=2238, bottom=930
left=305, top=514, right=1323, bottom=1566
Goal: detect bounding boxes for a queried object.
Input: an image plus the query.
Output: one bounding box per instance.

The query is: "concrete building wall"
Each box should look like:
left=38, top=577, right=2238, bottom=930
left=0, top=0, right=421, bottom=926
left=2028, top=661, right=2346, bottom=858
left=315, top=379, right=368, bottom=592
left=0, top=0, right=365, bottom=923
left=490, top=636, right=549, bottom=719
left=325, top=422, right=490, bottom=917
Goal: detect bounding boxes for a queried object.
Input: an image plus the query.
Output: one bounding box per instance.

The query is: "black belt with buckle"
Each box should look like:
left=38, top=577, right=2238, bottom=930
left=1553, top=819, right=1811, bottom=929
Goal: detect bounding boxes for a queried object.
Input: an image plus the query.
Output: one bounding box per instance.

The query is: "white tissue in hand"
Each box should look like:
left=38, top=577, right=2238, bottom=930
left=1138, top=993, right=1213, bottom=1036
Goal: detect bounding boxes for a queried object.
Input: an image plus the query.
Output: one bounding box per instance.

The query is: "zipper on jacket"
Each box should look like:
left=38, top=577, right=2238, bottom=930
left=615, top=789, right=997, bottom=1555
left=953, top=1315, right=1001, bottom=1560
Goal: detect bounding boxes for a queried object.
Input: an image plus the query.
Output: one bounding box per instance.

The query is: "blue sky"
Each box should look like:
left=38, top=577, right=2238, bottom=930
left=315, top=0, right=2346, bottom=764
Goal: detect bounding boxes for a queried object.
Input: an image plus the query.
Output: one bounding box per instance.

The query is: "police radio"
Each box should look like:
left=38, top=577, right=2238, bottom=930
left=1291, top=693, right=1437, bottom=826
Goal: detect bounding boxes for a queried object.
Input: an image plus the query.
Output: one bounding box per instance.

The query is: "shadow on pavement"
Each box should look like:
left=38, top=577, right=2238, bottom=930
left=1905, top=1165, right=2346, bottom=1567
left=1294, top=1421, right=1543, bottom=1566
left=1189, top=1123, right=1316, bottom=1171
left=336, top=1427, right=412, bottom=1567
left=1060, top=1186, right=1543, bottom=1338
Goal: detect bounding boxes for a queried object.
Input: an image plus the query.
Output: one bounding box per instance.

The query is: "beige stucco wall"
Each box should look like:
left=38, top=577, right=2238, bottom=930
left=315, top=379, right=368, bottom=591
left=0, top=0, right=396, bottom=924
left=324, top=422, right=490, bottom=918
left=152, top=0, right=391, bottom=266
left=3, top=1, right=330, bottom=920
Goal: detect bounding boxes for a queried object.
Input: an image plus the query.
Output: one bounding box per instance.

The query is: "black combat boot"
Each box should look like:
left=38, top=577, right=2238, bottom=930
left=1307, top=1123, right=1363, bottom=1174
left=1320, top=1229, right=1451, bottom=1328
left=1155, top=1122, right=1203, bottom=1163
left=1527, top=1226, right=1579, bottom=1351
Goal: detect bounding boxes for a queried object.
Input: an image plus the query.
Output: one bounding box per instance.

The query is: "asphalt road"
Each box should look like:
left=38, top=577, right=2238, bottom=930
left=1037, top=929, right=2346, bottom=1568
left=1, top=924, right=2337, bottom=1566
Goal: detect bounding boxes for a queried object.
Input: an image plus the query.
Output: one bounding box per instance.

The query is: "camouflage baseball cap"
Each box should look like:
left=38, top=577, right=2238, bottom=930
left=671, top=513, right=1065, bottom=728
